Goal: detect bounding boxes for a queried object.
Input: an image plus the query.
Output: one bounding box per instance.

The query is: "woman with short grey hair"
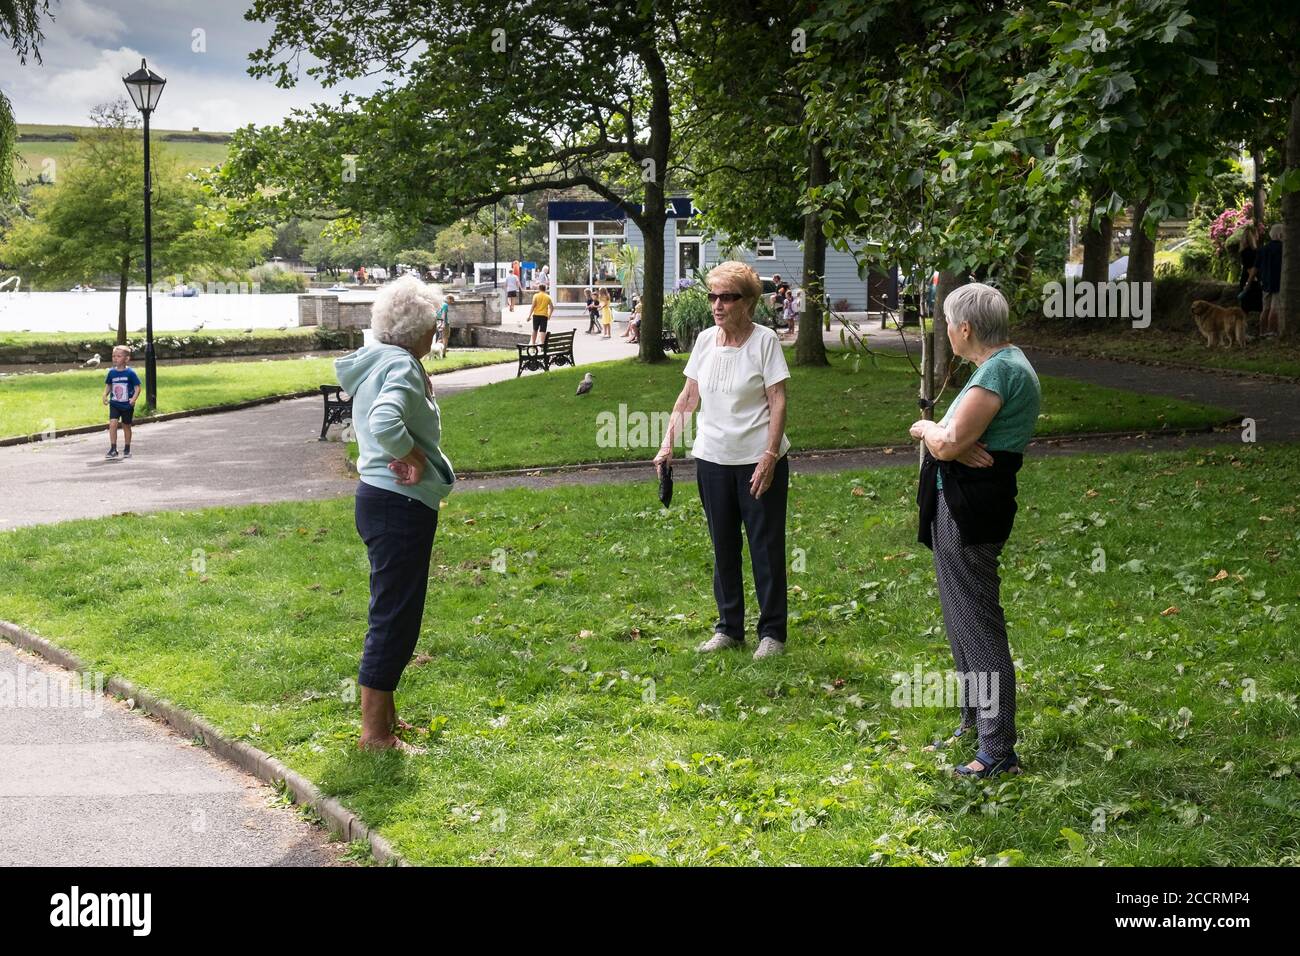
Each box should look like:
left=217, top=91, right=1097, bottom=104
left=910, top=282, right=1040, bottom=777
left=335, top=274, right=456, bottom=753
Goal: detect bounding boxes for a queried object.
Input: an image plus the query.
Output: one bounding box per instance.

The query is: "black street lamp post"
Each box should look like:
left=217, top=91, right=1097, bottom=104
left=491, top=202, right=499, bottom=290
left=514, top=198, right=524, bottom=262
left=122, top=59, right=166, bottom=410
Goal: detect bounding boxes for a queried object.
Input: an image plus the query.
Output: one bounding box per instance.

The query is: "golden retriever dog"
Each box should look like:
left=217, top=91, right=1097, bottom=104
left=1191, top=299, right=1246, bottom=348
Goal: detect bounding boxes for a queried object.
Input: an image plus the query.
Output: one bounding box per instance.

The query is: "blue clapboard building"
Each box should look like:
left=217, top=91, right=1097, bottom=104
left=545, top=197, right=886, bottom=312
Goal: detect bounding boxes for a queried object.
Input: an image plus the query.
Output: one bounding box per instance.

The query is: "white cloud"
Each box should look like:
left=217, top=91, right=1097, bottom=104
left=54, top=0, right=128, bottom=41
left=0, top=1, right=388, bottom=130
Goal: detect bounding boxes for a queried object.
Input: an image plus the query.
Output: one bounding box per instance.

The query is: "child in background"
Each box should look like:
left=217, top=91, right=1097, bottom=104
left=102, top=345, right=141, bottom=459
left=585, top=288, right=601, bottom=334
left=783, top=284, right=798, bottom=339
left=598, top=289, right=614, bottom=339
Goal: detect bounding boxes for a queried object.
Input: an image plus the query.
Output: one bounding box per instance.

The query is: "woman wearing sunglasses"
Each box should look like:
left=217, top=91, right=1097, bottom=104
left=654, top=261, right=792, bottom=660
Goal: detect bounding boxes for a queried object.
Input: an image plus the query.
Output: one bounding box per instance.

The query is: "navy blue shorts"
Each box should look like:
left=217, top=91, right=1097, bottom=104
left=109, top=404, right=134, bottom=424
left=354, top=481, right=439, bottom=692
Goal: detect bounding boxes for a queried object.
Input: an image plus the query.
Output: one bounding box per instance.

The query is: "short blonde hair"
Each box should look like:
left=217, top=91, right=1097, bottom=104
left=112, top=345, right=131, bottom=357
left=370, top=274, right=443, bottom=350
left=706, top=260, right=762, bottom=314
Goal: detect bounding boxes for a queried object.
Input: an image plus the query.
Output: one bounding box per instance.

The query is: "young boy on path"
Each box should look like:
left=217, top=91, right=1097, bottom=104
left=102, top=345, right=141, bottom=459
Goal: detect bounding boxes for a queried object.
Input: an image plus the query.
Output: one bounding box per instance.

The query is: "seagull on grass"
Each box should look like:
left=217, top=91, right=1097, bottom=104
left=575, top=372, right=593, bottom=396
left=82, top=353, right=101, bottom=367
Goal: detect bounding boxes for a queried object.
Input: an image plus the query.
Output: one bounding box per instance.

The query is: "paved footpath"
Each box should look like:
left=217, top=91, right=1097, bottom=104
left=0, top=640, right=344, bottom=866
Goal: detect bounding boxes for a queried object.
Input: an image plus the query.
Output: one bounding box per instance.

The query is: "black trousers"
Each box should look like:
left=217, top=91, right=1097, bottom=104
left=695, top=455, right=789, bottom=643
left=354, top=481, right=439, bottom=692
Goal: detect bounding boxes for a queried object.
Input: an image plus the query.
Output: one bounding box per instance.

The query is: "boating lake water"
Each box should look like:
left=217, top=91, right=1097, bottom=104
left=0, top=289, right=373, bottom=333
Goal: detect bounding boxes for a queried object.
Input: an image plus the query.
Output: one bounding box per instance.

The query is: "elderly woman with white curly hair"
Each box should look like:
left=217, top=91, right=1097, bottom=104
left=334, top=275, right=456, bottom=753
left=910, top=282, right=1040, bottom=778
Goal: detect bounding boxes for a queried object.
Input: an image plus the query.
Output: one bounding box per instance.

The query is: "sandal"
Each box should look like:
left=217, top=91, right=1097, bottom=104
left=954, top=750, right=1022, bottom=778
left=923, top=723, right=976, bottom=752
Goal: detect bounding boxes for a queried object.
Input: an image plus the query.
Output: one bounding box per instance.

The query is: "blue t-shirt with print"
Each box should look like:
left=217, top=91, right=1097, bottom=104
left=106, top=367, right=141, bottom=408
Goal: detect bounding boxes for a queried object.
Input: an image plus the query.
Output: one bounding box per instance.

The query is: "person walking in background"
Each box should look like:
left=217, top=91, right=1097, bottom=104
left=333, top=275, right=456, bottom=754
left=654, top=261, right=792, bottom=661
left=1236, top=227, right=1263, bottom=320
left=505, top=268, right=521, bottom=315
left=782, top=284, right=798, bottom=339
left=530, top=282, right=554, bottom=345
left=585, top=288, right=601, bottom=334
left=435, top=293, right=454, bottom=353
left=910, top=283, right=1041, bottom=778
left=1258, top=224, right=1284, bottom=338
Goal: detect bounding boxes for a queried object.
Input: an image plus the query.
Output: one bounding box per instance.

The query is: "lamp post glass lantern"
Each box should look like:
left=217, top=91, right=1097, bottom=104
left=122, top=58, right=166, bottom=409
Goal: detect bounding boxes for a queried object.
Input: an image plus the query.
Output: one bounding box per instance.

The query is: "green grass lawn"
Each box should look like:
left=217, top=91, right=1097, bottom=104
left=0, top=351, right=515, bottom=440
left=1, top=445, right=1296, bottom=866
left=435, top=350, right=1234, bottom=472
left=1012, top=322, right=1300, bottom=380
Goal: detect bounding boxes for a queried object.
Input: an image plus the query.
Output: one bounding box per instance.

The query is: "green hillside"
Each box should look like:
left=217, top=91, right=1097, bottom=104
left=13, top=123, right=232, bottom=181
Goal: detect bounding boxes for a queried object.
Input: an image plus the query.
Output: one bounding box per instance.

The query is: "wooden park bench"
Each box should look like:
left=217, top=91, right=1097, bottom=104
left=516, top=329, right=576, bottom=376
left=319, top=384, right=353, bottom=441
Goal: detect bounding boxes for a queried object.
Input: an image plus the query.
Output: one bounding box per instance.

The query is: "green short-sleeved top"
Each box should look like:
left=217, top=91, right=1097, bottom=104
left=940, top=345, right=1041, bottom=453
left=934, top=346, right=1040, bottom=490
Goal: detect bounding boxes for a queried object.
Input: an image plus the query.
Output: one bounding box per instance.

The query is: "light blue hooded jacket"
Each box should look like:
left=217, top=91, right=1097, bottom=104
left=334, top=344, right=455, bottom=510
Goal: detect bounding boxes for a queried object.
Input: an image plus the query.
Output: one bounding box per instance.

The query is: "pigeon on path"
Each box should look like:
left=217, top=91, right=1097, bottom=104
left=575, top=372, right=593, bottom=396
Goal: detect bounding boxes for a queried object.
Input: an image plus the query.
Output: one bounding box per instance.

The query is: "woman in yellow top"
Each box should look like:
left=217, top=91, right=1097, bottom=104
left=599, top=289, right=614, bottom=338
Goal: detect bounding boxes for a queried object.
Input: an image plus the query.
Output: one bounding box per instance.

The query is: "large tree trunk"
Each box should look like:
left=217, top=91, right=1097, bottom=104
left=1252, top=148, right=1266, bottom=227
left=1128, top=199, right=1156, bottom=288
left=1081, top=209, right=1113, bottom=289
left=117, top=253, right=129, bottom=346
left=637, top=38, right=670, bottom=364
left=638, top=205, right=668, bottom=363
left=1281, top=89, right=1300, bottom=341
left=795, top=140, right=830, bottom=366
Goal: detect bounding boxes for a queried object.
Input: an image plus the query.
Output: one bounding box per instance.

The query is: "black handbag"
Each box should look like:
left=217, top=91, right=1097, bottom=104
left=658, top=464, right=673, bottom=508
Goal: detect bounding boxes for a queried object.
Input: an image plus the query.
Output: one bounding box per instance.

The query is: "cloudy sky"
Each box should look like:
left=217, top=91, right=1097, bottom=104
left=0, top=0, right=385, bottom=131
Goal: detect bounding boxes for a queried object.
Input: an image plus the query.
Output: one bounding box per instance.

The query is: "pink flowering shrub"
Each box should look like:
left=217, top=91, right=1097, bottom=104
left=1208, top=202, right=1256, bottom=255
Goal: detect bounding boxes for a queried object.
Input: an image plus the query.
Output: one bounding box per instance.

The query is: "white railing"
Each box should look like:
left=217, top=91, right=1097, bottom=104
left=0, top=276, right=19, bottom=292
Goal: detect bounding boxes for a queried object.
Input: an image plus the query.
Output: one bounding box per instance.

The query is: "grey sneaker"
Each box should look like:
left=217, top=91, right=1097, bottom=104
left=696, top=632, right=743, bottom=653
left=753, top=637, right=785, bottom=660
